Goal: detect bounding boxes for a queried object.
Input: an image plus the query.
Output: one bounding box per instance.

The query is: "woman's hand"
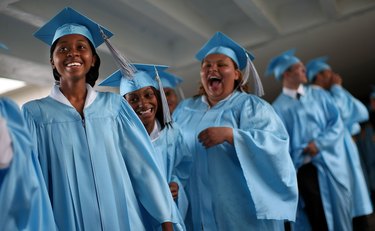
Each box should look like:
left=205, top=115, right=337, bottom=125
left=303, top=141, right=319, bottom=157
left=169, top=182, right=179, bottom=200
left=161, top=222, right=174, bottom=231
left=198, top=127, right=233, bottom=148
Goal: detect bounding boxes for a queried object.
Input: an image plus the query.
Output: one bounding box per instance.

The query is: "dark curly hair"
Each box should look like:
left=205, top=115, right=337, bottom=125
left=49, top=37, right=101, bottom=87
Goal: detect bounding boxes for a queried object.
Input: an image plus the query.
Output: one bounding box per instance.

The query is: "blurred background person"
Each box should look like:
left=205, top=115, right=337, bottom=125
left=267, top=49, right=353, bottom=231
left=306, top=57, right=373, bottom=230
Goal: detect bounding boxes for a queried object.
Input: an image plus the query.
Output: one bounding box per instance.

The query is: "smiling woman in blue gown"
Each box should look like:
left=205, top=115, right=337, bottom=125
left=22, top=7, right=182, bottom=231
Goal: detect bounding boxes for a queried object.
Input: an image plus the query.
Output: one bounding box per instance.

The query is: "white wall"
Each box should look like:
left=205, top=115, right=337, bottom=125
left=2, top=85, right=51, bottom=107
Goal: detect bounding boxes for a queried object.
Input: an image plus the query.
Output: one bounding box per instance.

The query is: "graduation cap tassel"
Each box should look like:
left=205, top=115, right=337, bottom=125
left=99, top=26, right=137, bottom=79
left=177, top=86, right=185, bottom=100
left=154, top=66, right=172, bottom=126
left=241, top=54, right=250, bottom=92
left=246, top=53, right=264, bottom=97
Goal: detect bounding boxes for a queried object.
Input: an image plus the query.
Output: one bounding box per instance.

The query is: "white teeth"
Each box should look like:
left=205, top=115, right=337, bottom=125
left=139, top=108, right=151, bottom=115
left=67, top=62, right=81, bottom=67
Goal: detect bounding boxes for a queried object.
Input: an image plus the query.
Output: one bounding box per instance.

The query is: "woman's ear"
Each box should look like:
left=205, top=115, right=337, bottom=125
left=234, top=69, right=241, bottom=80
left=50, top=58, right=55, bottom=69
left=91, top=55, right=96, bottom=67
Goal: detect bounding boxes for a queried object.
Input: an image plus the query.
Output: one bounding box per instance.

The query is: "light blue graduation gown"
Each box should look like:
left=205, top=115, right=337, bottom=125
left=273, top=86, right=352, bottom=231
left=330, top=84, right=369, bottom=135
left=328, top=84, right=373, bottom=216
left=22, top=86, right=183, bottom=231
left=0, top=97, right=56, bottom=231
left=173, top=91, right=298, bottom=231
left=151, top=122, right=192, bottom=220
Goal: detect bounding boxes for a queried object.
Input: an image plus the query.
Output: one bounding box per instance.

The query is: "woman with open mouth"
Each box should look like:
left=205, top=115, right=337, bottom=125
left=172, top=32, right=299, bottom=230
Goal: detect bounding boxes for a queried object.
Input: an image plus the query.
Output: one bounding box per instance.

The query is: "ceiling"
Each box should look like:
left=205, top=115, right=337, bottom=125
left=1, top=0, right=374, bottom=103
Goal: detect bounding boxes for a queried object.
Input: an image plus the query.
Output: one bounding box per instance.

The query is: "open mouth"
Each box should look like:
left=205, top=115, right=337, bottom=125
left=208, top=76, right=222, bottom=87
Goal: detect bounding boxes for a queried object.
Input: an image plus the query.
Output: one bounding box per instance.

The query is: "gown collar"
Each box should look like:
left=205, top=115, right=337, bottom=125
left=201, top=92, right=235, bottom=108
left=49, top=84, right=97, bottom=109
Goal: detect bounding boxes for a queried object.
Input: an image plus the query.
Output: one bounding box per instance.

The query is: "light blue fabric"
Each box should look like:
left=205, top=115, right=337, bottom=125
left=33, top=7, right=113, bottom=47
left=265, top=49, right=300, bottom=80
left=330, top=84, right=369, bottom=133
left=98, top=64, right=168, bottom=96
left=305, top=57, right=331, bottom=82
left=152, top=123, right=192, bottom=220
left=173, top=91, right=298, bottom=230
left=159, top=71, right=183, bottom=89
left=272, top=86, right=353, bottom=231
left=328, top=84, right=373, bottom=216
left=195, top=32, right=254, bottom=70
left=22, top=92, right=183, bottom=231
left=0, top=97, right=56, bottom=231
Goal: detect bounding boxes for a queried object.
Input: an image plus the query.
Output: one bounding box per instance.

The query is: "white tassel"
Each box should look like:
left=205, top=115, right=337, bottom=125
left=99, top=26, right=136, bottom=79
left=177, top=86, right=185, bottom=100
left=248, top=59, right=264, bottom=97
left=245, top=53, right=264, bottom=97
left=154, top=66, right=172, bottom=126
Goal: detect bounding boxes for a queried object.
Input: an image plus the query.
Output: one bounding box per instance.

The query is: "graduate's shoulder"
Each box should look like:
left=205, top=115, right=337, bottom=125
left=234, top=91, right=274, bottom=110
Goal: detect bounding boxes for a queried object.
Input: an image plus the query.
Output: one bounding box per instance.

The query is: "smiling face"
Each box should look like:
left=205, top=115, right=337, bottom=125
left=200, top=53, right=240, bottom=106
left=51, top=34, right=96, bottom=84
left=125, top=86, right=159, bottom=134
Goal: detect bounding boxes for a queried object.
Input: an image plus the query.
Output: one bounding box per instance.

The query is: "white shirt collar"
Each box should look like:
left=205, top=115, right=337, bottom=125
left=282, top=84, right=305, bottom=99
left=150, top=119, right=162, bottom=142
left=49, top=84, right=97, bottom=109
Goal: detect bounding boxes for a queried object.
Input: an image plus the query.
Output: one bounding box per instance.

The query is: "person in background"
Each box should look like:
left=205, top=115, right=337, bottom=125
left=173, top=31, right=298, bottom=230
left=158, top=71, right=184, bottom=114
left=357, top=88, right=375, bottom=207
left=22, top=7, right=182, bottom=231
left=266, top=49, right=353, bottom=231
left=99, top=64, right=191, bottom=225
left=0, top=97, right=56, bottom=230
left=306, top=57, right=373, bottom=230
left=306, top=57, right=369, bottom=136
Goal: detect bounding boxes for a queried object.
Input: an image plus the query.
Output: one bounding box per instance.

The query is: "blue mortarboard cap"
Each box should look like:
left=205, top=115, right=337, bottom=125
left=195, top=31, right=265, bottom=96
left=34, top=7, right=113, bottom=47
left=99, top=64, right=168, bottom=96
left=265, top=49, right=301, bottom=81
left=305, top=57, right=331, bottom=82
left=158, top=72, right=183, bottom=89
left=195, top=31, right=254, bottom=70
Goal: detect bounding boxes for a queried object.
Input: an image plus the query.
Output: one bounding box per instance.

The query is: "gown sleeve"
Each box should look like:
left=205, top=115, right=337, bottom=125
left=0, top=116, right=13, bottom=187
left=330, top=84, right=369, bottom=132
left=232, top=97, right=298, bottom=221
left=0, top=98, right=56, bottom=231
left=313, top=90, right=345, bottom=152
